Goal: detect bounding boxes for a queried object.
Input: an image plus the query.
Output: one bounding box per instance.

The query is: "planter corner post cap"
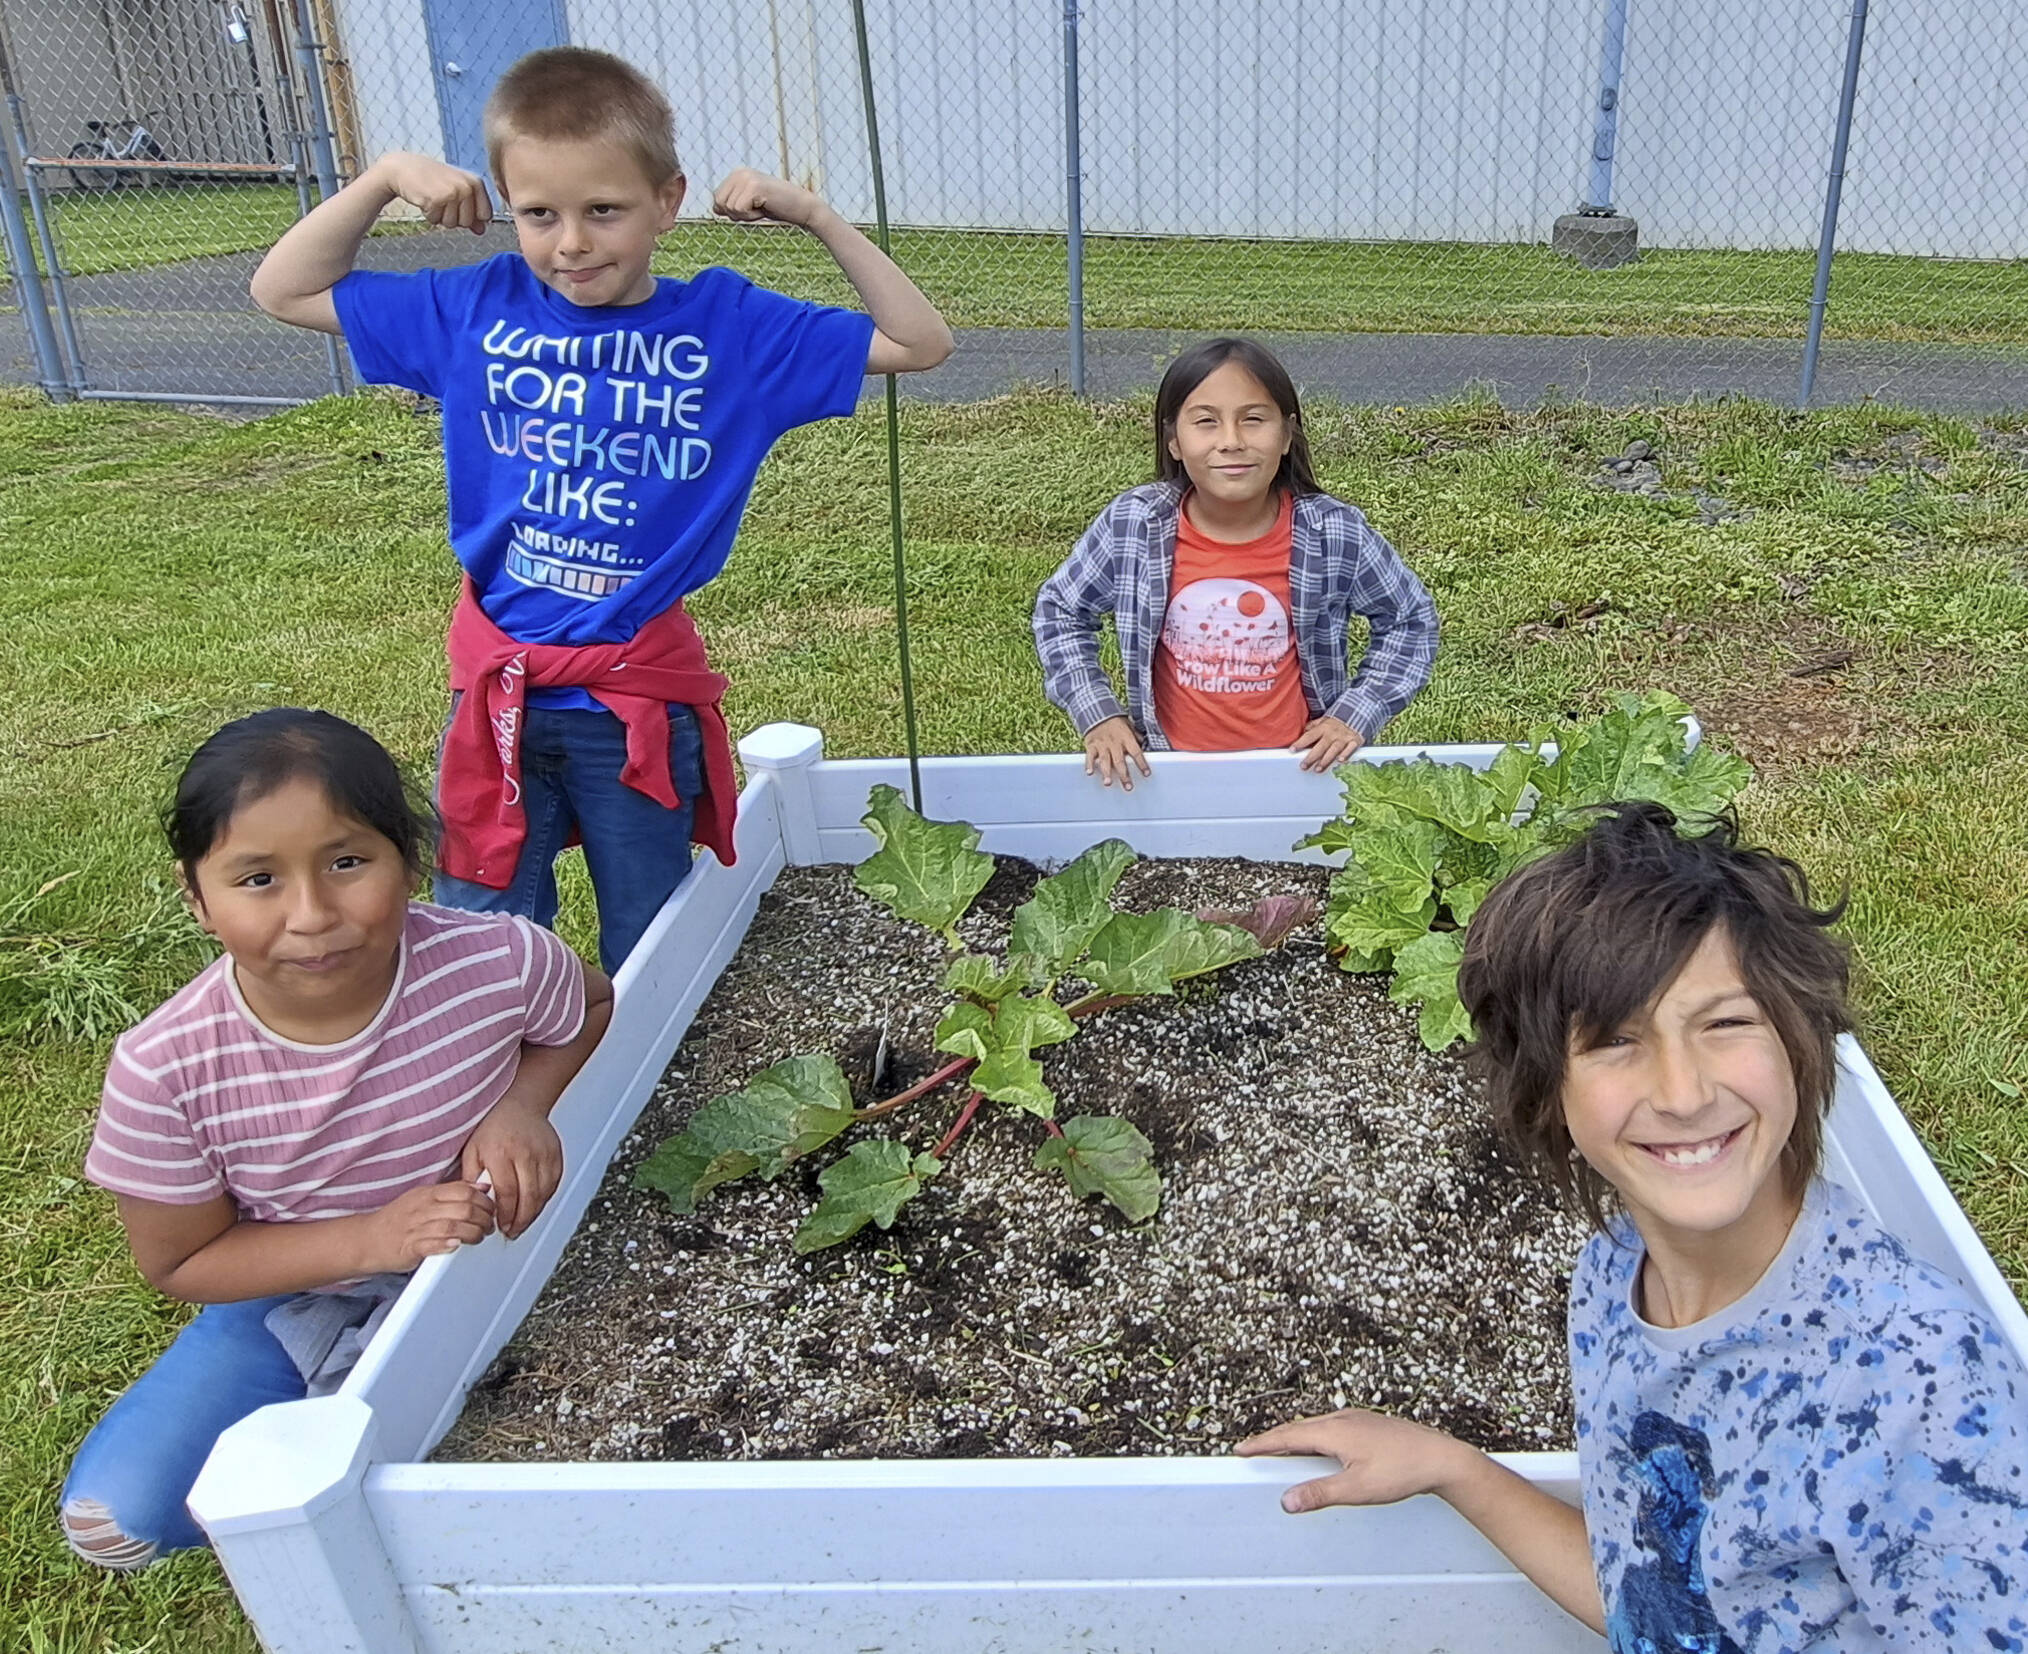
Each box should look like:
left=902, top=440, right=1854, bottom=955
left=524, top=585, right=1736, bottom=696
left=739, top=722, right=825, bottom=770
left=189, top=1392, right=378, bottom=1535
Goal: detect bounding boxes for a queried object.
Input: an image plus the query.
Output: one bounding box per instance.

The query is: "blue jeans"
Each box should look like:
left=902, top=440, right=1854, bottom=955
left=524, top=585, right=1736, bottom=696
left=62, top=1295, right=305, bottom=1563
left=432, top=701, right=705, bottom=976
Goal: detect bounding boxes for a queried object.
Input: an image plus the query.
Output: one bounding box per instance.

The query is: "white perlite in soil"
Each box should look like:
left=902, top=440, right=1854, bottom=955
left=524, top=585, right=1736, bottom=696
left=438, top=858, right=1589, bottom=1465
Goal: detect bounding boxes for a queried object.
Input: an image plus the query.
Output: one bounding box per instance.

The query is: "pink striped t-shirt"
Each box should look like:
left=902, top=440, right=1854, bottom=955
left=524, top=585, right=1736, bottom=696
left=86, top=903, right=586, bottom=1221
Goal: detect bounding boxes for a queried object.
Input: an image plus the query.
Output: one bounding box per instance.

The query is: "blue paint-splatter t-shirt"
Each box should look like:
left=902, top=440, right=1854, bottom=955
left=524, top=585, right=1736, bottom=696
left=1569, top=1177, right=2028, bottom=1653
left=333, top=253, right=872, bottom=706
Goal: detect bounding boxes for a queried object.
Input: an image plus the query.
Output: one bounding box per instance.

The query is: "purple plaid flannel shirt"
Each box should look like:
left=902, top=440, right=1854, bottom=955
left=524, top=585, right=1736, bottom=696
left=1033, top=482, right=1438, bottom=747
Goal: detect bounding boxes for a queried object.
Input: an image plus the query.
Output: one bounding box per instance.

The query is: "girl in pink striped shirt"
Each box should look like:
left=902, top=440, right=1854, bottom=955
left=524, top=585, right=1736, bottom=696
left=64, top=709, right=612, bottom=1570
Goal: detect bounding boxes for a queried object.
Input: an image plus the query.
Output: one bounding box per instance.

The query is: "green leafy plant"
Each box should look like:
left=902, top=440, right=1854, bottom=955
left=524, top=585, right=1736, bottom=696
left=1299, top=691, right=1751, bottom=1049
left=637, top=785, right=1289, bottom=1252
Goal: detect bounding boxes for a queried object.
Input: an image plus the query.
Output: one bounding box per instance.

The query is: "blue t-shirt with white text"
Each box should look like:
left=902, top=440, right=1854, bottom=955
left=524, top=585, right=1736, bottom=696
left=334, top=254, right=873, bottom=703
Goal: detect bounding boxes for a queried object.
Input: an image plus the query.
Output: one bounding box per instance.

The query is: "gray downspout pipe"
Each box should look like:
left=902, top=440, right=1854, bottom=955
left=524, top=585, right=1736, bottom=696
left=1799, top=0, right=1870, bottom=409
left=1584, top=0, right=1630, bottom=212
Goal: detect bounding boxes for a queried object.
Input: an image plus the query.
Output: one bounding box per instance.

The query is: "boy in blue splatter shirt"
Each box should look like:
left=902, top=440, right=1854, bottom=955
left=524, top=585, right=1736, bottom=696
left=1242, top=803, right=2028, bottom=1652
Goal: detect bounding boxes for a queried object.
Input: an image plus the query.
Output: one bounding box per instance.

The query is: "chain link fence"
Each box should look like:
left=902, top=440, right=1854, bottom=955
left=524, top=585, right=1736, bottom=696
left=0, top=0, right=2022, bottom=411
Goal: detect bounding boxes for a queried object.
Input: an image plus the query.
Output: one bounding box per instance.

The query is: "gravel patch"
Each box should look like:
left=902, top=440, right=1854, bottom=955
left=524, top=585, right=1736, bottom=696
left=437, top=858, right=1587, bottom=1465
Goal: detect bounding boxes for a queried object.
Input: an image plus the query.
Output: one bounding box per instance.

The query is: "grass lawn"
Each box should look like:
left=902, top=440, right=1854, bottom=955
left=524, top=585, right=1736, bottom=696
left=663, top=222, right=2028, bottom=345
left=4, top=190, right=2024, bottom=347
left=1, top=386, right=2024, bottom=1650
left=1, top=184, right=306, bottom=280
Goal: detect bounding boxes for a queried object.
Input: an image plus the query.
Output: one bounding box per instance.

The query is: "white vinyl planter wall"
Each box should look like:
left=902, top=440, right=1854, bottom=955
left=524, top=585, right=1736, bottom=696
left=190, top=726, right=2028, bottom=1654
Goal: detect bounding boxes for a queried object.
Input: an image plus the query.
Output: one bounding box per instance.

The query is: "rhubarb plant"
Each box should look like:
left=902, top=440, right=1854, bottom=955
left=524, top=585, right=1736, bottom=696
left=1299, top=691, right=1750, bottom=1050
left=636, top=785, right=1297, bottom=1253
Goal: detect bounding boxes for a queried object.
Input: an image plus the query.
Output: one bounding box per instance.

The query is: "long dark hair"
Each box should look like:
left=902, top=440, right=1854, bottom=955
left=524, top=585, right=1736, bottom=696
left=1153, top=337, right=1320, bottom=496
left=166, top=709, right=438, bottom=890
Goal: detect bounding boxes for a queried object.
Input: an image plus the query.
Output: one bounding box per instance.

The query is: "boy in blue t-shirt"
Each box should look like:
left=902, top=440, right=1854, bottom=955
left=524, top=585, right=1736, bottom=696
left=1239, top=804, right=2028, bottom=1652
left=251, top=47, right=952, bottom=973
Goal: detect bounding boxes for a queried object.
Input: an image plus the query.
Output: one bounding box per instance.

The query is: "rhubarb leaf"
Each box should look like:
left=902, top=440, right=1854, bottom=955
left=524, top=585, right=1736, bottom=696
left=1388, top=930, right=1472, bottom=1051
left=1485, top=740, right=1545, bottom=818
left=1443, top=876, right=1495, bottom=928
left=1010, top=839, right=1137, bottom=978
left=1082, top=909, right=1260, bottom=996
left=1323, top=887, right=1436, bottom=961
left=1346, top=758, right=1503, bottom=843
left=792, top=1141, right=941, bottom=1253
left=635, top=1054, right=856, bottom=1213
left=933, top=994, right=1076, bottom=1117
left=973, top=1050, right=1056, bottom=1118
left=853, top=784, right=995, bottom=943
left=1196, top=893, right=1321, bottom=950
left=1034, top=1117, right=1162, bottom=1223
left=944, top=952, right=1041, bottom=1004
left=1641, top=740, right=1753, bottom=821
left=1533, top=691, right=1689, bottom=807
left=1292, top=817, right=1359, bottom=857
left=933, top=1000, right=995, bottom=1064
left=1351, top=816, right=1442, bottom=909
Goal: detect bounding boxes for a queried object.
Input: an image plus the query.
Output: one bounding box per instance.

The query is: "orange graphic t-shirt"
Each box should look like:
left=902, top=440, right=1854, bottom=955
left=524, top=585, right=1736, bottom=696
left=1152, top=491, right=1309, bottom=751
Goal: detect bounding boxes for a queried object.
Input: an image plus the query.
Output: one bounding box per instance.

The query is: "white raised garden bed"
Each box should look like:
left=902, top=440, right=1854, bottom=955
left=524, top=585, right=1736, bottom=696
left=191, top=725, right=2028, bottom=1654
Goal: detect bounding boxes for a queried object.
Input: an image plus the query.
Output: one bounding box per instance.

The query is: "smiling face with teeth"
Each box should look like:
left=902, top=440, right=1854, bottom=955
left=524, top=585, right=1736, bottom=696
left=1560, top=926, right=1802, bottom=1290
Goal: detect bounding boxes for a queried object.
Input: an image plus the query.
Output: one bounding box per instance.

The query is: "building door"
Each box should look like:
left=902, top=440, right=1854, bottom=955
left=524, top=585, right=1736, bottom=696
left=422, top=0, right=567, bottom=175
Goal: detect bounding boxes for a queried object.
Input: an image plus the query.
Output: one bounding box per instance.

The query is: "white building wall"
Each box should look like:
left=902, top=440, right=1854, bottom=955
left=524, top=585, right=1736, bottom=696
left=324, top=0, right=2028, bottom=258
left=330, top=0, right=446, bottom=164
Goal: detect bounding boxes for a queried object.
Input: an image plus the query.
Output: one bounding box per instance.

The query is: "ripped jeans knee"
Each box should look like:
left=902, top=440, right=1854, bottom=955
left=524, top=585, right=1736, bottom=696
left=61, top=1495, right=161, bottom=1572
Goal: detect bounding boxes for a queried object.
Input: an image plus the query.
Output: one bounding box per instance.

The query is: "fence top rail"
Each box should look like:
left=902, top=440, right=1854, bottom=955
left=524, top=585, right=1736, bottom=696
left=23, top=156, right=299, bottom=179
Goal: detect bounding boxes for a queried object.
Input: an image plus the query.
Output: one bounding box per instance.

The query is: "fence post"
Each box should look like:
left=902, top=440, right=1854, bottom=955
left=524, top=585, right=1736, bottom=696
left=288, top=0, right=343, bottom=203
left=1799, top=0, right=1870, bottom=410
left=0, top=100, right=69, bottom=398
left=1062, top=0, right=1086, bottom=396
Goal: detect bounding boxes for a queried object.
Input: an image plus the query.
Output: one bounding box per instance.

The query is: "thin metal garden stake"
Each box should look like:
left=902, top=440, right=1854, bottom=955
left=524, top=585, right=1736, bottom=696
left=1062, top=0, right=1087, bottom=396
left=850, top=0, right=924, bottom=812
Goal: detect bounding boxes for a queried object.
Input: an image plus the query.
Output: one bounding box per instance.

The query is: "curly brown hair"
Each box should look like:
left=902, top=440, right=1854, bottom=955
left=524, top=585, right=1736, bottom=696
left=1457, top=802, right=1852, bottom=1231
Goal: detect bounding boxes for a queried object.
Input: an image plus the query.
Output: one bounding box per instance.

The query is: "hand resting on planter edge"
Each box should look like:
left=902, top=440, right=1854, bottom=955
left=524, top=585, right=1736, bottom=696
left=1236, top=1407, right=1604, bottom=1635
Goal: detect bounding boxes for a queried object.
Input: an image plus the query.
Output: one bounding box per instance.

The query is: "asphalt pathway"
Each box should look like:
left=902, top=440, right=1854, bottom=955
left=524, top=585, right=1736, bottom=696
left=4, top=235, right=2022, bottom=412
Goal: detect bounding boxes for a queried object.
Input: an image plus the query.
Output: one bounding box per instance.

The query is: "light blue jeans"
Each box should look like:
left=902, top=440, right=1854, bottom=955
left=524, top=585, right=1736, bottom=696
left=432, top=700, right=705, bottom=976
left=62, top=1295, right=305, bottom=1567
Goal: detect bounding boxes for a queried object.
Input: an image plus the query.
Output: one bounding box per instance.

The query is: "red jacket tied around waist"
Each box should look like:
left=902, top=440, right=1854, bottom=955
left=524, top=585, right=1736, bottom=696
left=439, top=581, right=738, bottom=889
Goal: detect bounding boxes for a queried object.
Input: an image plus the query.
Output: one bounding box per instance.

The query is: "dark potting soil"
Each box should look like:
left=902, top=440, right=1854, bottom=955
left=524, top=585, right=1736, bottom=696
left=437, top=858, right=1587, bottom=1465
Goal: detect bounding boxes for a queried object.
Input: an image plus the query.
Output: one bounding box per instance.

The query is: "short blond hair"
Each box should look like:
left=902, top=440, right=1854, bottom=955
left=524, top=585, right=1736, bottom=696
left=483, top=47, right=682, bottom=193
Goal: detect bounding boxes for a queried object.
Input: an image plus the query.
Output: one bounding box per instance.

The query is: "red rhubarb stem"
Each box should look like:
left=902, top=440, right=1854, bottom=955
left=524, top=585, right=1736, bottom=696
left=1042, top=1119, right=1065, bottom=1138
left=930, top=1091, right=986, bottom=1162
left=855, top=1054, right=974, bottom=1120
left=1064, top=991, right=1140, bottom=1019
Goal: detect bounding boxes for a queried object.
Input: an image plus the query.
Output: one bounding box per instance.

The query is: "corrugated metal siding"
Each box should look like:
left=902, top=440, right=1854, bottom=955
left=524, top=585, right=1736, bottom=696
left=336, top=0, right=2028, bottom=257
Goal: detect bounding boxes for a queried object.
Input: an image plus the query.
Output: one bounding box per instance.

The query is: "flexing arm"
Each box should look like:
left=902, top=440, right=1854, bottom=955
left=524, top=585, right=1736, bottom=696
left=251, top=152, right=493, bottom=333
left=712, top=169, right=953, bottom=373
left=1238, top=1409, right=1605, bottom=1635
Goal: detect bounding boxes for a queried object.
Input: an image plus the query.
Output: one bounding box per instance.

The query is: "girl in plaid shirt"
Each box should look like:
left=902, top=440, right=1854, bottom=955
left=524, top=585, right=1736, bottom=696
left=1033, top=338, right=1437, bottom=790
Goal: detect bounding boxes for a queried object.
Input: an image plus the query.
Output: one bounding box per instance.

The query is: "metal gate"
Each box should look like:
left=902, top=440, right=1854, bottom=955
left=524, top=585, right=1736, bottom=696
left=0, top=0, right=348, bottom=405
